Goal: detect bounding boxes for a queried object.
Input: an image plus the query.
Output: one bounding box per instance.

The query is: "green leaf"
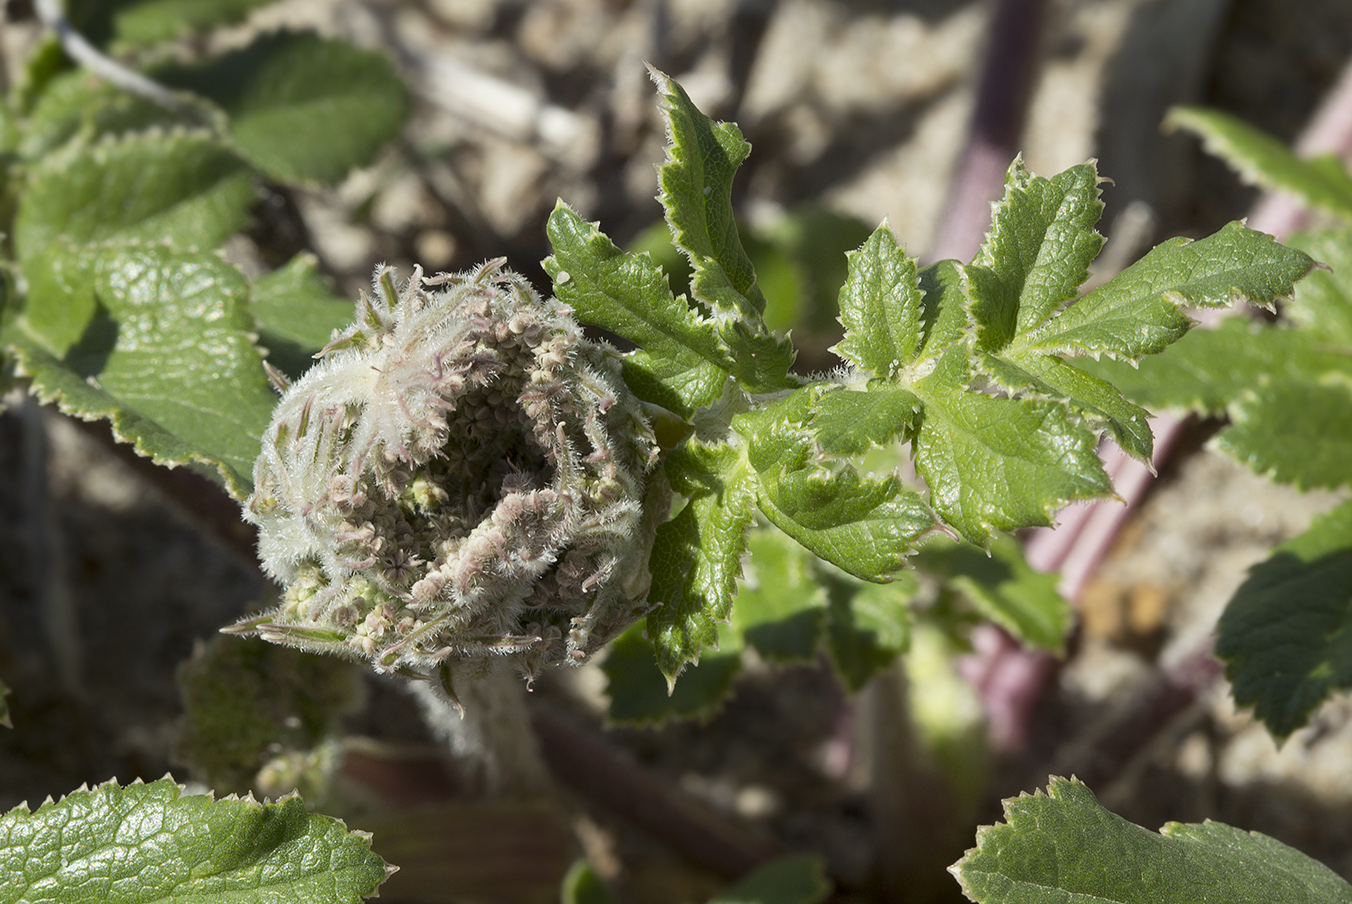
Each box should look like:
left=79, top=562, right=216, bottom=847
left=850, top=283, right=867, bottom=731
left=107, top=0, right=278, bottom=46
left=808, top=386, right=921, bottom=456
left=1168, top=106, right=1352, bottom=222
left=15, top=131, right=254, bottom=269
left=561, top=860, right=620, bottom=904
left=649, top=67, right=796, bottom=393
left=4, top=244, right=278, bottom=499
left=645, top=439, right=759, bottom=680
left=250, top=253, right=355, bottom=381
left=602, top=622, right=741, bottom=724
left=1216, top=499, right=1352, bottom=739
left=981, top=352, right=1154, bottom=462
left=545, top=202, right=732, bottom=418
left=822, top=570, right=915, bottom=693
left=915, top=535, right=1070, bottom=652
left=731, top=529, right=825, bottom=663
left=911, top=348, right=1112, bottom=546
left=1288, top=229, right=1352, bottom=344
left=1076, top=317, right=1348, bottom=417
left=834, top=223, right=923, bottom=376
left=953, top=776, right=1352, bottom=903
left=0, top=777, right=391, bottom=903
left=966, top=158, right=1103, bottom=353
left=1018, top=222, right=1313, bottom=360
left=709, top=854, right=832, bottom=904
left=158, top=31, right=409, bottom=185
left=19, top=69, right=223, bottom=160
left=1217, top=377, right=1352, bottom=491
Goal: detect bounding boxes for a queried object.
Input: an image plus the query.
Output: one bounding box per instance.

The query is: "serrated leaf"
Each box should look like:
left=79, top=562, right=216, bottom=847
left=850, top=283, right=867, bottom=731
left=19, top=70, right=224, bottom=160
left=953, top=776, right=1352, bottom=903
left=915, top=535, right=1070, bottom=652
left=1288, top=229, right=1352, bottom=344
left=545, top=203, right=731, bottom=418
left=1216, top=500, right=1352, bottom=739
left=732, top=529, right=825, bottom=663
left=15, top=131, right=254, bottom=269
left=649, top=68, right=796, bottom=393
left=645, top=439, right=759, bottom=680
left=966, top=158, right=1103, bottom=352
left=915, top=259, right=972, bottom=363
left=981, top=352, right=1154, bottom=462
left=1168, top=106, right=1352, bottom=222
left=822, top=570, right=915, bottom=693
left=0, top=777, right=391, bottom=904
left=1018, top=222, right=1313, bottom=360
left=808, top=385, right=921, bottom=456
left=3, top=244, right=278, bottom=499
left=602, top=622, right=741, bottom=724
left=158, top=31, right=409, bottom=185
left=250, top=253, right=355, bottom=381
left=911, top=348, right=1112, bottom=546
left=834, top=223, right=923, bottom=375
left=709, top=854, right=832, bottom=904
left=1217, top=377, right=1352, bottom=491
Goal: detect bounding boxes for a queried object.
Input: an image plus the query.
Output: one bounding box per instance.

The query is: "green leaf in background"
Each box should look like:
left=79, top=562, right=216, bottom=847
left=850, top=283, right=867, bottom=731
left=731, top=529, right=825, bottom=664
left=708, top=854, right=832, bottom=904
left=915, top=535, right=1070, bottom=652
left=158, top=31, right=409, bottom=185
left=953, top=777, right=1352, bottom=903
left=822, top=570, right=915, bottom=693
left=649, top=67, right=796, bottom=393
left=1288, top=229, right=1352, bottom=343
left=602, top=622, right=742, bottom=724
left=1218, top=377, right=1352, bottom=491
left=966, top=159, right=1103, bottom=353
left=545, top=203, right=732, bottom=418
left=911, top=348, right=1112, bottom=546
left=3, top=245, right=279, bottom=498
left=0, top=778, right=391, bottom=904
left=1216, top=500, right=1352, bottom=740
left=645, top=439, right=758, bottom=681
left=561, top=860, right=620, bottom=904
left=1168, top=106, right=1352, bottom=222
left=104, top=0, right=278, bottom=46
left=834, top=223, right=923, bottom=377
left=18, top=70, right=224, bottom=160
left=250, top=253, right=356, bottom=381
left=15, top=131, right=254, bottom=270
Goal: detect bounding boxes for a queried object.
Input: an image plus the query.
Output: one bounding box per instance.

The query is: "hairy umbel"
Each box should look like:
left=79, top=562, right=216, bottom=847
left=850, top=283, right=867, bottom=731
left=237, top=260, right=659, bottom=680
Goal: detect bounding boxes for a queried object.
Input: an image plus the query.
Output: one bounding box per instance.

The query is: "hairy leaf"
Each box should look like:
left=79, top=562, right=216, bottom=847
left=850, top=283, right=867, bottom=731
left=808, top=386, right=921, bottom=456
left=911, top=348, right=1112, bottom=546
left=545, top=203, right=731, bottom=417
left=1216, top=500, right=1352, bottom=739
left=834, top=223, right=923, bottom=376
left=709, top=854, right=832, bottom=904
left=158, top=31, right=409, bottom=185
left=967, top=159, right=1103, bottom=352
left=15, top=131, right=254, bottom=268
left=0, top=777, right=391, bottom=903
left=649, top=67, right=796, bottom=392
left=4, top=245, right=278, bottom=499
left=1018, top=222, right=1312, bottom=360
left=1168, top=106, right=1352, bottom=222
left=646, top=439, right=758, bottom=681
left=953, top=777, right=1352, bottom=903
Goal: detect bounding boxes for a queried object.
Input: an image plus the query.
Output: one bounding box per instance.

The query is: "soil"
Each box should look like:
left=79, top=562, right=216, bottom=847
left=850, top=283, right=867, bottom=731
left=1, top=1, right=1351, bottom=903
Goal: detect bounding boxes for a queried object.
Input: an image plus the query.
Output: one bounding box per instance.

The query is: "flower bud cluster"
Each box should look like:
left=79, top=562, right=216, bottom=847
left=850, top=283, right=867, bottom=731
left=239, top=260, right=659, bottom=679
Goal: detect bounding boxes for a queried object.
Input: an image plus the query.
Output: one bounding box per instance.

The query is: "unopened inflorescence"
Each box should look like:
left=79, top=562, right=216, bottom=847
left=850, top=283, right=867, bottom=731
left=237, top=260, right=659, bottom=681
